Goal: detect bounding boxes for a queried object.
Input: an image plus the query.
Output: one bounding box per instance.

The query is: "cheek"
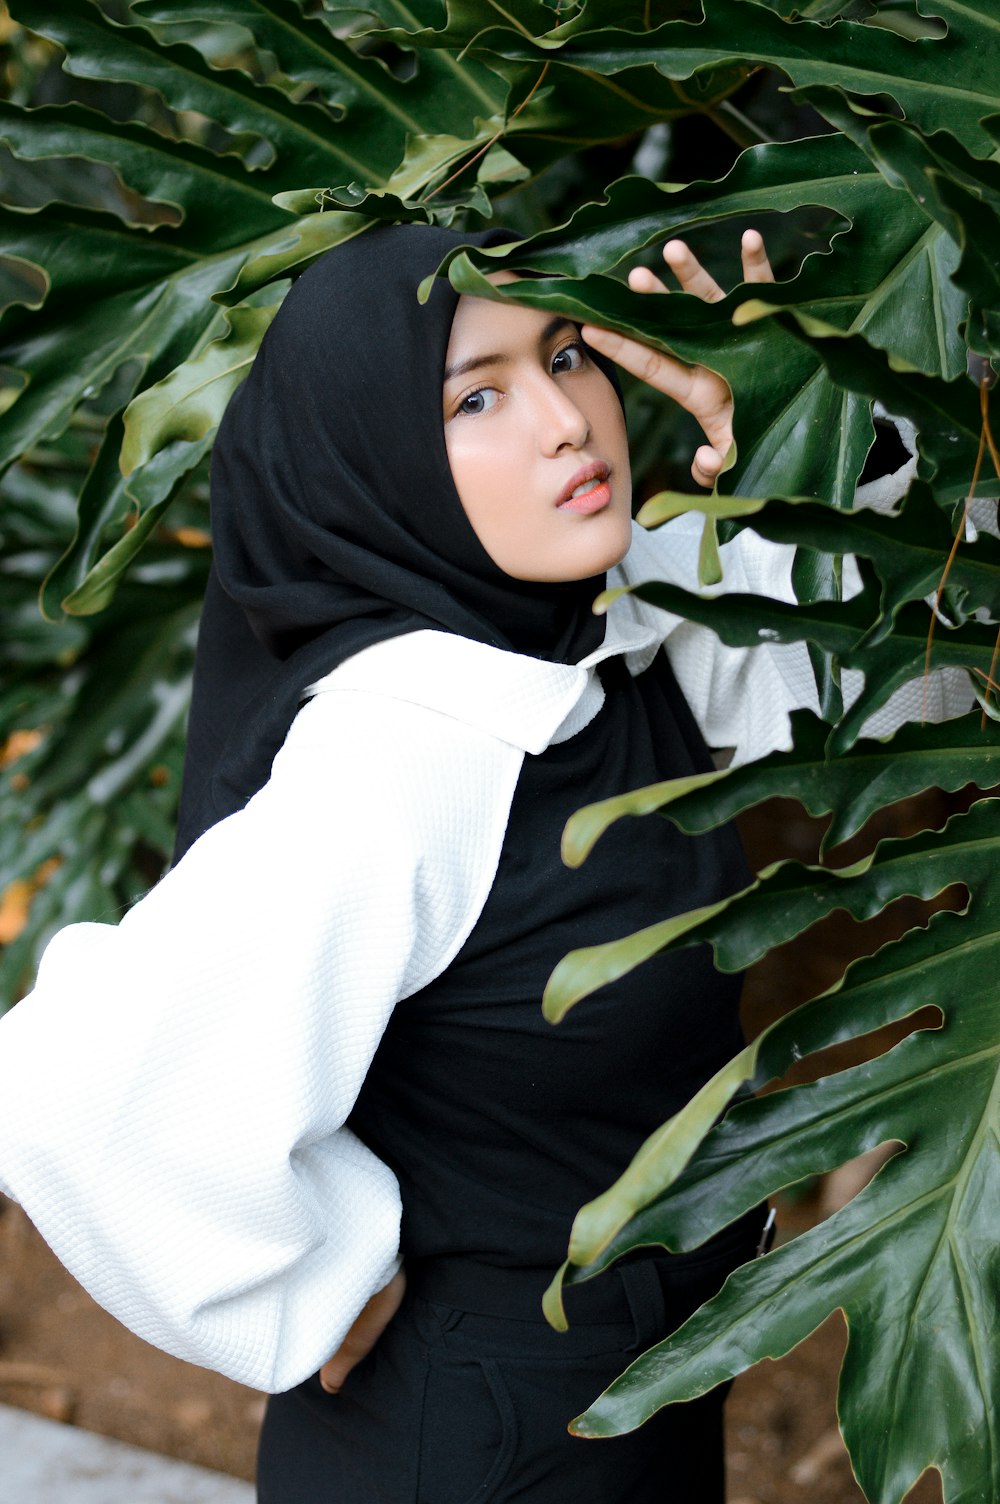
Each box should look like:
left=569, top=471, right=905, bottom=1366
left=445, top=427, right=511, bottom=530
left=599, top=393, right=629, bottom=462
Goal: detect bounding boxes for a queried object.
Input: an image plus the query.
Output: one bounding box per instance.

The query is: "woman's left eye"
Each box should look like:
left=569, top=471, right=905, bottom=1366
left=552, top=343, right=586, bottom=375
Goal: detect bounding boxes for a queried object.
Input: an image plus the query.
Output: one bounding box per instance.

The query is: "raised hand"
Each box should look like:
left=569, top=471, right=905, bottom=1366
left=581, top=229, right=774, bottom=489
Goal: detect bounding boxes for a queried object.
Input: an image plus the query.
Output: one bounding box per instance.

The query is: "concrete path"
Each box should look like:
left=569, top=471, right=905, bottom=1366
left=0, top=1403, right=255, bottom=1503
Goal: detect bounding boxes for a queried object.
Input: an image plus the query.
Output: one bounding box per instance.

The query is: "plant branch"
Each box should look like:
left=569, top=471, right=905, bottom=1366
left=424, top=63, right=551, bottom=203
left=705, top=99, right=773, bottom=150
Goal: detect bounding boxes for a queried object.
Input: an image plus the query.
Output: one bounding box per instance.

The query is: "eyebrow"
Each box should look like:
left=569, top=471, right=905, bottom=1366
left=443, top=314, right=577, bottom=383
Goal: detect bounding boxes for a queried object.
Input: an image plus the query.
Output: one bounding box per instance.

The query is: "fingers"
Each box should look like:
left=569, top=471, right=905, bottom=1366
left=583, top=322, right=734, bottom=485
left=588, top=232, right=769, bottom=489
left=319, top=1268, right=407, bottom=1395
left=319, top=1336, right=371, bottom=1395
left=627, top=264, right=670, bottom=297
left=741, top=227, right=774, bottom=284
left=631, top=232, right=773, bottom=300
left=661, top=239, right=726, bottom=302
left=583, top=323, right=711, bottom=414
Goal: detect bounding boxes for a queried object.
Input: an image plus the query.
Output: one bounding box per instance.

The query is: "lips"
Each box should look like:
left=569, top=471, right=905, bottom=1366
left=555, top=461, right=611, bottom=513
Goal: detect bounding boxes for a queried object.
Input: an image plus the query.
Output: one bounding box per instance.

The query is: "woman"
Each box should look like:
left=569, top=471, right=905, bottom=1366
left=0, top=220, right=820, bottom=1502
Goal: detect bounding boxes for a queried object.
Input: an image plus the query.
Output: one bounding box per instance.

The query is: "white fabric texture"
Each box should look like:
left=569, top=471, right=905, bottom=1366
left=0, top=689, right=522, bottom=1391
left=617, top=515, right=823, bottom=763
left=0, top=513, right=972, bottom=1391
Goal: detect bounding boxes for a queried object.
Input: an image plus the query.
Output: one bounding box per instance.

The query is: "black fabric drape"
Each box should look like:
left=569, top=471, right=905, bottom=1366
left=175, top=223, right=619, bottom=860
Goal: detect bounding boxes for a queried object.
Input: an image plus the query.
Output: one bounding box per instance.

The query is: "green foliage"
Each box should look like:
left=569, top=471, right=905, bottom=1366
left=0, top=427, right=209, bottom=1002
left=3, top=2, right=1000, bottom=1500
left=0, top=0, right=728, bottom=994
left=547, top=790, right=1000, bottom=1504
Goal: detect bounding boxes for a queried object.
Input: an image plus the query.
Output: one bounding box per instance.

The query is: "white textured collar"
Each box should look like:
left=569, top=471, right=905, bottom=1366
left=306, top=599, right=659, bottom=756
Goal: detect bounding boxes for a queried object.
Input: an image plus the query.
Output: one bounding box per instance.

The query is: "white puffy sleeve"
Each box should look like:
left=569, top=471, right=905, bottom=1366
left=0, top=687, right=519, bottom=1392
left=617, top=512, right=821, bottom=764
left=616, top=451, right=974, bottom=762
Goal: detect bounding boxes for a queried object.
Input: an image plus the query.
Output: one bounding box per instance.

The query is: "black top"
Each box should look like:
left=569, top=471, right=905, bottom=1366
left=349, top=650, right=749, bottom=1270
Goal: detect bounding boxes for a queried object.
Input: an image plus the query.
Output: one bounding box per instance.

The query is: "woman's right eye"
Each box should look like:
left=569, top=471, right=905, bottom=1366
left=457, top=386, right=498, bottom=417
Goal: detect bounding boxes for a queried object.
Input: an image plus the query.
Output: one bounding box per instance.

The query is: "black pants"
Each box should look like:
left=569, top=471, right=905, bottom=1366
left=257, top=1214, right=761, bottom=1504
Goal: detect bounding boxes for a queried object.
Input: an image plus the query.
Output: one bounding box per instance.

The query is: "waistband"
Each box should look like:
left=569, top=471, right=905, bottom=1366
left=408, top=1207, right=766, bottom=1330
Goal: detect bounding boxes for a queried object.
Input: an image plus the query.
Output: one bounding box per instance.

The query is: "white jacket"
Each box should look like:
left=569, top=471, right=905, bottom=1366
left=0, top=515, right=969, bottom=1391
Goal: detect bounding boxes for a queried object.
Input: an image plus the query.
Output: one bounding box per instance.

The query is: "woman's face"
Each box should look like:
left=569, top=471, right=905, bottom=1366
left=443, top=276, right=632, bottom=582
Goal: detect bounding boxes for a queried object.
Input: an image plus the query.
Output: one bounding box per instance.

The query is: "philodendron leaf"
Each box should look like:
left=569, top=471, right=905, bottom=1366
left=548, top=763, right=996, bottom=1023
left=551, top=797, right=1000, bottom=1503
left=794, top=85, right=1000, bottom=358
left=561, top=707, right=1000, bottom=864
left=641, top=480, right=1000, bottom=641
left=452, top=131, right=962, bottom=379
left=603, top=559, right=982, bottom=756
left=0, top=96, right=278, bottom=249
left=60, top=432, right=216, bottom=616
left=542, top=891, right=742, bottom=1024
left=732, top=301, right=987, bottom=504
left=0, top=434, right=211, bottom=1004
left=0, top=252, right=47, bottom=317
left=430, top=0, right=1000, bottom=160
left=121, top=298, right=284, bottom=475
left=14, top=0, right=400, bottom=186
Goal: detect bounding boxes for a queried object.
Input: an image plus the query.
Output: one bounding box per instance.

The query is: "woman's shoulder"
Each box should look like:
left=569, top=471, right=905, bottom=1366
left=300, top=629, right=597, bottom=759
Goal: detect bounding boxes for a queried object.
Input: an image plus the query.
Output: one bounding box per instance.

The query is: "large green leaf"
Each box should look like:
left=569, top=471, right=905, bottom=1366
left=561, top=706, right=1000, bottom=860
left=624, top=564, right=990, bottom=753
left=426, top=119, right=970, bottom=504
left=445, top=132, right=966, bottom=373
left=793, top=85, right=1000, bottom=358
left=0, top=436, right=209, bottom=1008
left=17, top=0, right=404, bottom=182
left=119, top=296, right=283, bottom=476
left=131, top=0, right=499, bottom=140
left=398, top=0, right=1000, bottom=158
left=0, top=0, right=513, bottom=612
left=548, top=796, right=1000, bottom=1504
left=638, top=480, right=1000, bottom=638
left=733, top=302, right=988, bottom=503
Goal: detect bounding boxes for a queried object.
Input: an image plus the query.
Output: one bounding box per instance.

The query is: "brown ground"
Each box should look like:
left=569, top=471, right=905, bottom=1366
left=0, top=794, right=961, bottom=1501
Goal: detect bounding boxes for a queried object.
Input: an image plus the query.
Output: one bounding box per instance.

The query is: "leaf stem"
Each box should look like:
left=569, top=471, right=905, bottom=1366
left=423, top=62, right=550, bottom=203
left=928, top=382, right=1000, bottom=725
left=704, top=100, right=773, bottom=151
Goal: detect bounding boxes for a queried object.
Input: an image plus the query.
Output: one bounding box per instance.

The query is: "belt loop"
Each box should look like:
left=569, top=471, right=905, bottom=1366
left=618, top=1259, right=667, bottom=1351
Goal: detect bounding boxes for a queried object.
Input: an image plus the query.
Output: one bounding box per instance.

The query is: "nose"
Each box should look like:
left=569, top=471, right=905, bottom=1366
left=534, top=372, right=591, bottom=454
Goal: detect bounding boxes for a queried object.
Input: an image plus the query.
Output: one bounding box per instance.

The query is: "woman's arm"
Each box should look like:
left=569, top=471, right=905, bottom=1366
left=594, top=234, right=972, bottom=757
left=0, top=685, right=515, bottom=1392
left=589, top=231, right=818, bottom=760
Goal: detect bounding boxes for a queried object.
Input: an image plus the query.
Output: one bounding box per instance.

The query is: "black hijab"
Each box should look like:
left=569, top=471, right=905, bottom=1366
left=174, top=222, right=617, bottom=861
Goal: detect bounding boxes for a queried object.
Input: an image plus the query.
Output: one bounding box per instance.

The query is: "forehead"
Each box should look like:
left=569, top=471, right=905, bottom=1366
left=445, top=275, right=570, bottom=367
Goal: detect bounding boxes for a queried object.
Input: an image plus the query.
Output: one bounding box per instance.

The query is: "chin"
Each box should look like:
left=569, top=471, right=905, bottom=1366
left=492, top=509, right=634, bottom=582
left=572, top=514, right=633, bottom=578
left=521, top=535, right=632, bottom=584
